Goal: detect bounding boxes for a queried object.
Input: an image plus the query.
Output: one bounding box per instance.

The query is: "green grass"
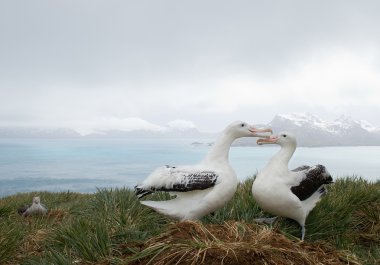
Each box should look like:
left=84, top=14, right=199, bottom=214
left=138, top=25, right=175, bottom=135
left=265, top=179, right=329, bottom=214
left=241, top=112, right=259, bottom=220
left=0, top=177, right=379, bottom=264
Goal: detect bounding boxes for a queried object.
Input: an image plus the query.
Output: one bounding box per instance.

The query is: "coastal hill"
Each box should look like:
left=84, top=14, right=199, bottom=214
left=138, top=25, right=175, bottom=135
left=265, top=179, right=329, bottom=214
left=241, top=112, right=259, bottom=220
left=237, top=113, right=380, bottom=146
left=1, top=113, right=380, bottom=146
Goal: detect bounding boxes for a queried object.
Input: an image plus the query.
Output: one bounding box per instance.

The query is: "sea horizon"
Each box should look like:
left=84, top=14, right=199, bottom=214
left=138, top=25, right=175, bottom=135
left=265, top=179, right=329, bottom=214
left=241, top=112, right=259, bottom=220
left=0, top=138, right=379, bottom=198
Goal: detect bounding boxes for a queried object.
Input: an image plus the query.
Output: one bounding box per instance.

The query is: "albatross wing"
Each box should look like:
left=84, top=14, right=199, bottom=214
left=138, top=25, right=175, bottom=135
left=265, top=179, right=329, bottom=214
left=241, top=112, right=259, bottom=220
left=290, top=164, right=333, bottom=201
left=135, top=165, right=218, bottom=199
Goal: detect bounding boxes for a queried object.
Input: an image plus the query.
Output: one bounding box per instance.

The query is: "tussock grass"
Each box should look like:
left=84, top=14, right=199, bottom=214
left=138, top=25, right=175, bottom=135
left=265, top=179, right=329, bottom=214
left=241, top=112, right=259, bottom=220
left=53, top=219, right=112, bottom=262
left=0, top=177, right=379, bottom=264
left=0, top=222, right=23, bottom=264
left=127, top=221, right=359, bottom=265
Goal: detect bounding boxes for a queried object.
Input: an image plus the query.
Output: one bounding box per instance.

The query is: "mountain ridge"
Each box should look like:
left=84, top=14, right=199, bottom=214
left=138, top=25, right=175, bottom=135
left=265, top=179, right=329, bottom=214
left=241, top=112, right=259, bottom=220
left=1, top=113, right=379, bottom=146
left=236, top=112, right=380, bottom=146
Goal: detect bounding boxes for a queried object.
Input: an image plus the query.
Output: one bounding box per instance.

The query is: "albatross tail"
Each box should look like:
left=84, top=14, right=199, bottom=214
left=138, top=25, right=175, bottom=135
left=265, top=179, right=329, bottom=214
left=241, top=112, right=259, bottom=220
left=301, top=186, right=327, bottom=216
left=140, top=199, right=194, bottom=220
left=140, top=189, right=210, bottom=221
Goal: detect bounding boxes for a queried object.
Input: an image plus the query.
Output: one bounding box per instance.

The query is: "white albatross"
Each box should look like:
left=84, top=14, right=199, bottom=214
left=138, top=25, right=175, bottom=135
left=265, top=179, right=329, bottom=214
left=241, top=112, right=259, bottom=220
left=252, top=132, right=333, bottom=240
left=18, top=197, right=48, bottom=216
left=135, top=121, right=272, bottom=221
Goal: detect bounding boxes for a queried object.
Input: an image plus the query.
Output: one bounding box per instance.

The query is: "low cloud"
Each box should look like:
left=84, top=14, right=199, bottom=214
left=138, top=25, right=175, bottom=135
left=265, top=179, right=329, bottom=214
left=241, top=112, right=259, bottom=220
left=1, top=1, right=380, bottom=132
left=167, top=120, right=196, bottom=131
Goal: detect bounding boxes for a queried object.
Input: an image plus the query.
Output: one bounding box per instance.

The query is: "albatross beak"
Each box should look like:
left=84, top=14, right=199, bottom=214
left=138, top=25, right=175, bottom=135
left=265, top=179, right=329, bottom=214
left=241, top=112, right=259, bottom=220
left=257, top=135, right=279, bottom=145
left=249, top=127, right=273, bottom=138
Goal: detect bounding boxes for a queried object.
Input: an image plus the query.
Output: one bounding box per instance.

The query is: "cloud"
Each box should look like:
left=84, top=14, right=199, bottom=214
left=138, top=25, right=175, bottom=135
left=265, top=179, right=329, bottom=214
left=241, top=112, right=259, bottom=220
left=0, top=1, right=380, bottom=132
left=167, top=120, right=196, bottom=131
left=55, top=118, right=197, bottom=136
left=197, top=48, right=380, bottom=113
left=60, top=117, right=167, bottom=136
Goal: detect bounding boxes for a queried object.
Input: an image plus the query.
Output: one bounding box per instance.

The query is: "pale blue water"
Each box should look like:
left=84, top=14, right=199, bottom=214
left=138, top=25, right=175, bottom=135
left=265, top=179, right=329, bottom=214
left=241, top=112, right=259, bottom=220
left=0, top=138, right=379, bottom=198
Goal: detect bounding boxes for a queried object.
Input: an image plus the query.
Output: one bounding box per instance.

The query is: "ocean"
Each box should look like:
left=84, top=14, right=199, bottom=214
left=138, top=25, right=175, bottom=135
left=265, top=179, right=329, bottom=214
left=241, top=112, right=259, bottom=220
left=0, top=138, right=379, bottom=198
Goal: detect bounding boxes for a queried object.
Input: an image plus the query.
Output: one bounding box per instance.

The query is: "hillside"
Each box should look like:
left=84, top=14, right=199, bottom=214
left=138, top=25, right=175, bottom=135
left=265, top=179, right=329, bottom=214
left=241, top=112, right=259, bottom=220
left=236, top=113, right=380, bottom=146
left=2, top=113, right=380, bottom=146
left=0, top=177, right=379, bottom=264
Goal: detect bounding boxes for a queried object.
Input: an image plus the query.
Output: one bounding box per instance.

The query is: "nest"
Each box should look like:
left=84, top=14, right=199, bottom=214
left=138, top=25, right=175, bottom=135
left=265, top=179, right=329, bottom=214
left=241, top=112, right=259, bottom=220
left=127, top=221, right=360, bottom=265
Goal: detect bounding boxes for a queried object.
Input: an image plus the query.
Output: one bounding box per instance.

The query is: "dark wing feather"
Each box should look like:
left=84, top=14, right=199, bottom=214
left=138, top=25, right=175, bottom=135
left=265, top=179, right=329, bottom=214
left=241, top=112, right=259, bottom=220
left=290, top=164, right=333, bottom=201
left=170, top=171, right=218, bottom=191
left=291, top=165, right=311, bottom=172
left=17, top=204, right=30, bottom=215
left=135, top=170, right=218, bottom=199
left=134, top=188, right=153, bottom=199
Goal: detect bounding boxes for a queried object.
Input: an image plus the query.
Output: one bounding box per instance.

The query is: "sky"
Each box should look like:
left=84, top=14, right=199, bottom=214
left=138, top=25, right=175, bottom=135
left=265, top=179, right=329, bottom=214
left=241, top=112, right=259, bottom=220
left=1, top=0, right=380, bottom=133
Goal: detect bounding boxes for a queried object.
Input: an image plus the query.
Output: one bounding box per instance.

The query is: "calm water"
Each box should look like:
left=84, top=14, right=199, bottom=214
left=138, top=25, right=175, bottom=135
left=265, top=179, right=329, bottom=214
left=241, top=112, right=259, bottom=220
left=0, top=138, right=379, bottom=198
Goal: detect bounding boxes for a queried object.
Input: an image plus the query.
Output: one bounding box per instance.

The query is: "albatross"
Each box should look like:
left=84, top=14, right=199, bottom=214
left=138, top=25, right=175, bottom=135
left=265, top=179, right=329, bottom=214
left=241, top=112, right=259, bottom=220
left=252, top=132, right=333, bottom=240
left=18, top=196, right=48, bottom=216
left=135, top=121, right=272, bottom=221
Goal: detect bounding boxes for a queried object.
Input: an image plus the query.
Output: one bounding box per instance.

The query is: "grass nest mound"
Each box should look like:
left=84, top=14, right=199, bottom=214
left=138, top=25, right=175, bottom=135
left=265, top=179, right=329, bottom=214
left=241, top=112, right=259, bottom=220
left=128, top=221, right=359, bottom=265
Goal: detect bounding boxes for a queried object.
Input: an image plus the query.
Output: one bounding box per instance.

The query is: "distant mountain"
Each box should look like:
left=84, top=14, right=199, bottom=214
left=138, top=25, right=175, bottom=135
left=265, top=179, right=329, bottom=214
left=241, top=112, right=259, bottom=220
left=85, top=127, right=214, bottom=139
left=0, top=125, right=215, bottom=139
left=236, top=113, right=380, bottom=146
left=0, top=127, right=81, bottom=138
left=1, top=114, right=380, bottom=146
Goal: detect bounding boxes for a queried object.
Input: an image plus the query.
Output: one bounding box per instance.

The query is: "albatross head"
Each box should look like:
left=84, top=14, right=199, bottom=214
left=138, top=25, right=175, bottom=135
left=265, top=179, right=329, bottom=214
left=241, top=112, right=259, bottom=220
left=225, top=121, right=272, bottom=139
left=32, top=197, right=41, bottom=204
left=257, top=131, right=297, bottom=147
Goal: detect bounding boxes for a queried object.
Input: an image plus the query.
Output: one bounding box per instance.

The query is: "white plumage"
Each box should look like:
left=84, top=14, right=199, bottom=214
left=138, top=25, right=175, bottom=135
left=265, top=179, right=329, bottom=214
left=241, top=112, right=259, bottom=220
left=252, top=131, right=332, bottom=240
left=21, top=197, right=48, bottom=216
left=135, top=121, right=272, bottom=221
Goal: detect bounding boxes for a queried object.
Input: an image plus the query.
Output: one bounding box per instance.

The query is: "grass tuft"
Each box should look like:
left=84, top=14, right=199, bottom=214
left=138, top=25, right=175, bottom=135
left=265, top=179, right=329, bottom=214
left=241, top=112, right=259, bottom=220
left=52, top=219, right=112, bottom=262
left=0, top=222, right=24, bottom=264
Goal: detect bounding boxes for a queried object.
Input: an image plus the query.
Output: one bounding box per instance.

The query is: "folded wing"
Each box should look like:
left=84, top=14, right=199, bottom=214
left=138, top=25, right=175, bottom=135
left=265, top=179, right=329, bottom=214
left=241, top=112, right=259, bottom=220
left=290, top=164, right=333, bottom=201
left=135, top=165, right=218, bottom=199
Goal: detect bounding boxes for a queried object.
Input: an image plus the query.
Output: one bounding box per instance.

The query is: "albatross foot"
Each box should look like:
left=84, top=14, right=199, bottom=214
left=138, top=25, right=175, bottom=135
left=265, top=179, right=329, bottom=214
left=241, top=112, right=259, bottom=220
left=254, top=216, right=278, bottom=225
left=301, top=225, right=305, bottom=241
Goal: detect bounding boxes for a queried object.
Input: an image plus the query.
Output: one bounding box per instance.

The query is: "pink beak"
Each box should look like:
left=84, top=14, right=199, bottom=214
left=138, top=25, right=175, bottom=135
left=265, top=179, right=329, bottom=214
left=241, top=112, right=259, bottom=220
left=257, top=135, right=279, bottom=145
left=249, top=127, right=273, bottom=137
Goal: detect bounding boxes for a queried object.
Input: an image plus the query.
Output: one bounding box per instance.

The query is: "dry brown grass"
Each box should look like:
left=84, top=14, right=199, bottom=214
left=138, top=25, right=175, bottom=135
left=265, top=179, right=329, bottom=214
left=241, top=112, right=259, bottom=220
left=22, top=229, right=49, bottom=253
left=127, top=221, right=361, bottom=265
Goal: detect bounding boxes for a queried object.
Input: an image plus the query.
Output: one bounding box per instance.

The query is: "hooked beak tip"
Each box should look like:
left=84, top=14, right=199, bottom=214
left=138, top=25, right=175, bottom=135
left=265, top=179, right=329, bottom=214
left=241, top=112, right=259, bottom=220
left=257, top=136, right=278, bottom=145
left=249, top=127, right=273, bottom=138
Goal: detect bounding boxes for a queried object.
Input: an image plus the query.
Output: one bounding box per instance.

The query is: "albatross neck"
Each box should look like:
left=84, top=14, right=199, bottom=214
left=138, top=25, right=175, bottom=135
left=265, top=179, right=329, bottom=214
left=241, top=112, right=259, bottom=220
left=268, top=143, right=296, bottom=168
left=203, top=132, right=236, bottom=164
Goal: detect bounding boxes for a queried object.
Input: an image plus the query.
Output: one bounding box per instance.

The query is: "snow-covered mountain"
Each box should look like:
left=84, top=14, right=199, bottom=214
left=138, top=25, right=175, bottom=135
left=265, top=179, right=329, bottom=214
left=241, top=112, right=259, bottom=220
left=1, top=114, right=379, bottom=146
left=84, top=127, right=212, bottom=139
left=0, top=127, right=81, bottom=138
left=262, top=113, right=380, bottom=146
left=0, top=119, right=214, bottom=139
left=82, top=119, right=213, bottom=139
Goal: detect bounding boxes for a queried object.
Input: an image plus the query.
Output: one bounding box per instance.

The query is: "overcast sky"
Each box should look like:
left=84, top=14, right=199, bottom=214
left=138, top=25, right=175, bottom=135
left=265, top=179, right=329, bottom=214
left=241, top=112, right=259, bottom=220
left=1, top=0, right=380, bottom=133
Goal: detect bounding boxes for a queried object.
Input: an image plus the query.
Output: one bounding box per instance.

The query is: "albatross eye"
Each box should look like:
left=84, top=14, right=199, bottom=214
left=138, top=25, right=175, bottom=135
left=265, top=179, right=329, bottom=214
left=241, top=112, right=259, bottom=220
left=241, top=123, right=245, bottom=127
left=283, top=134, right=287, bottom=138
